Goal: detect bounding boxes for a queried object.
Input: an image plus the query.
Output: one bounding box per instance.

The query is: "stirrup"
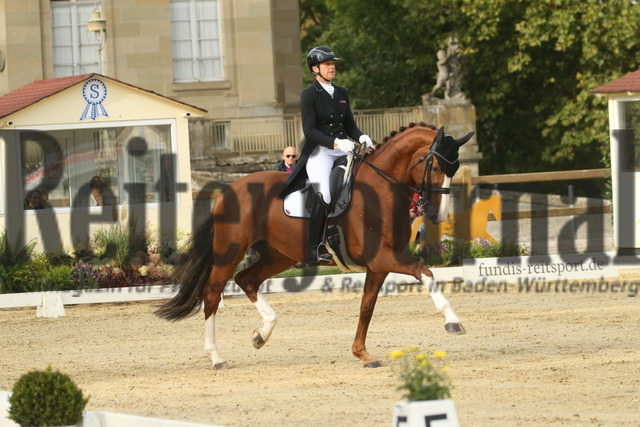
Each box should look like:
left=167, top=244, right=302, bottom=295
left=317, top=252, right=333, bottom=264
left=307, top=245, right=333, bottom=267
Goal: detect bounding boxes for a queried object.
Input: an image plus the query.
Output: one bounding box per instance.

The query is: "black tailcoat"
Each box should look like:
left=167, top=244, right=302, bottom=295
left=279, top=81, right=363, bottom=198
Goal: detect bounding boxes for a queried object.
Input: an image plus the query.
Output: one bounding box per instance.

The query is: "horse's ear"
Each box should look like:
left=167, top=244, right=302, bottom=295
left=455, top=132, right=474, bottom=147
left=435, top=127, right=445, bottom=145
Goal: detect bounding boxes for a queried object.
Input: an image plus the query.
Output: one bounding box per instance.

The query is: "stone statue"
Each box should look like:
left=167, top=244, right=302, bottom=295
left=428, top=37, right=466, bottom=101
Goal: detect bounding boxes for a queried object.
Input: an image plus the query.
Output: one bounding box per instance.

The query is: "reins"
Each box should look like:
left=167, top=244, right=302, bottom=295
left=352, top=138, right=455, bottom=208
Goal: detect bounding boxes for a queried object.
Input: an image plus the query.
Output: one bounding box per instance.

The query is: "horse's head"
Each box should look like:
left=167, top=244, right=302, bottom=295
left=411, top=126, right=474, bottom=223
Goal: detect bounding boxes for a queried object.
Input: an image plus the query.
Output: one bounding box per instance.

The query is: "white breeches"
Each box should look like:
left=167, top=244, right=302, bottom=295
left=306, top=145, right=345, bottom=204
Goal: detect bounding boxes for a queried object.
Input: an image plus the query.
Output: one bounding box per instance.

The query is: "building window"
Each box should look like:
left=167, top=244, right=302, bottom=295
left=170, top=0, right=223, bottom=83
left=20, top=123, right=176, bottom=211
left=51, top=0, right=101, bottom=77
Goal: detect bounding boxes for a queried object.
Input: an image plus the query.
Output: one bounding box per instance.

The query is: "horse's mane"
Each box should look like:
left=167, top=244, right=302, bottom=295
left=372, top=122, right=437, bottom=153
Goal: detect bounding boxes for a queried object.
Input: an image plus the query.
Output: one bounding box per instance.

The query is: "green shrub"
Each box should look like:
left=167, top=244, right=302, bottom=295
left=0, top=265, right=17, bottom=293
left=93, top=223, right=147, bottom=267
left=40, top=264, right=75, bottom=291
left=0, top=224, right=180, bottom=293
left=0, top=230, right=36, bottom=267
left=8, top=366, right=89, bottom=426
left=409, top=238, right=528, bottom=267
left=469, top=239, right=527, bottom=259
left=42, top=251, right=74, bottom=267
left=6, top=256, right=75, bottom=293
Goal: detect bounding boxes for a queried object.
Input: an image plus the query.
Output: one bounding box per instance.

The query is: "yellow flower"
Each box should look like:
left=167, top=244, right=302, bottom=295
left=388, top=350, right=406, bottom=360
left=389, top=347, right=453, bottom=401
left=442, top=365, right=451, bottom=372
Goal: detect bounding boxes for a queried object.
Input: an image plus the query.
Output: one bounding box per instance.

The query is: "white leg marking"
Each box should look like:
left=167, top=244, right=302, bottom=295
left=421, top=274, right=461, bottom=324
left=204, top=315, right=225, bottom=367
left=254, top=292, right=278, bottom=342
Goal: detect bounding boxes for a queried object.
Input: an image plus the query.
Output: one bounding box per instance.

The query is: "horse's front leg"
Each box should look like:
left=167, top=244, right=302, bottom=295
left=352, top=270, right=388, bottom=368
left=420, top=270, right=466, bottom=334
left=367, top=250, right=466, bottom=336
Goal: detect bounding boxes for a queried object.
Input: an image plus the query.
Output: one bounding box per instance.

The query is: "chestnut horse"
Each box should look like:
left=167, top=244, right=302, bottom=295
left=156, top=123, right=472, bottom=369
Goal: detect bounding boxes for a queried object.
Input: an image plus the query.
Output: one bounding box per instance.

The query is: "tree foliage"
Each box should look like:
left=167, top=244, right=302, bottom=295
left=300, top=0, right=640, bottom=178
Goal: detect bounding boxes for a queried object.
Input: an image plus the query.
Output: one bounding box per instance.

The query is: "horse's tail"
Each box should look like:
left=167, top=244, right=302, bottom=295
left=155, top=214, right=214, bottom=321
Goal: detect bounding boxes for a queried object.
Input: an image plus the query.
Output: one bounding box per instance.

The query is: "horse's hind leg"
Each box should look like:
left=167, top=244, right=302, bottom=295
left=234, top=241, right=296, bottom=350
left=204, top=295, right=227, bottom=370
left=203, top=253, right=247, bottom=370
left=202, top=271, right=234, bottom=370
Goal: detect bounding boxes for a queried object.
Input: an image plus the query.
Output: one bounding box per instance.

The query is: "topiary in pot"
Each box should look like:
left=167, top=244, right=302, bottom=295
left=8, top=366, right=89, bottom=426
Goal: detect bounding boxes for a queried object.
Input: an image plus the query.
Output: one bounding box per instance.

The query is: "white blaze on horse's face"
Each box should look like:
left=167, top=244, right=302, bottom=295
left=426, top=175, right=451, bottom=223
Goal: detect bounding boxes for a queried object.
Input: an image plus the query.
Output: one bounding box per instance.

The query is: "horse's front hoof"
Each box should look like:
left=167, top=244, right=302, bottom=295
left=252, top=330, right=266, bottom=349
left=363, top=360, right=384, bottom=368
left=445, top=323, right=466, bottom=335
left=212, top=361, right=230, bottom=370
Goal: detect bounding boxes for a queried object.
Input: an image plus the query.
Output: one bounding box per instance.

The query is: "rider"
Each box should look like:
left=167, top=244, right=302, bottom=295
left=280, top=46, right=374, bottom=266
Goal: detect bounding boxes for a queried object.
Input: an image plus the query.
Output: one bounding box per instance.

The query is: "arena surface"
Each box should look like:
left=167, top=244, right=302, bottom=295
left=1, top=273, right=638, bottom=426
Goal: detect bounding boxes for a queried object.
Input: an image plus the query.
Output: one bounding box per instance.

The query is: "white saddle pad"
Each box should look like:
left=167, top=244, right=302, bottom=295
left=283, top=187, right=309, bottom=218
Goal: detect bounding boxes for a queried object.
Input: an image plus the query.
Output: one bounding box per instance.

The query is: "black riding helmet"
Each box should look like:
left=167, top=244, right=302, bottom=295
left=306, top=46, right=340, bottom=73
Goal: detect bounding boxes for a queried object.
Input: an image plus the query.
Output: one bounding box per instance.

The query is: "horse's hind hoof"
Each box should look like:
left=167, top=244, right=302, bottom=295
left=363, top=360, right=384, bottom=368
left=212, top=362, right=230, bottom=370
left=445, top=323, right=466, bottom=335
left=252, top=330, right=266, bottom=349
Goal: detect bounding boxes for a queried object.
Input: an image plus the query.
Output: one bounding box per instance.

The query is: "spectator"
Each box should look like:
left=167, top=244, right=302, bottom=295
left=23, top=189, right=46, bottom=210
left=410, top=193, right=426, bottom=243
left=273, top=146, right=297, bottom=172
left=89, top=176, right=110, bottom=206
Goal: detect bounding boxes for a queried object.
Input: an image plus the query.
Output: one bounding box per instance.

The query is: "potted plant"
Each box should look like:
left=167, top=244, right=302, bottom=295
left=388, top=347, right=460, bottom=426
left=8, top=366, right=89, bottom=427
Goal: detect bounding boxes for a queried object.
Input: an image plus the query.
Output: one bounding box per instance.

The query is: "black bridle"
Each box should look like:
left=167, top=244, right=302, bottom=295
left=413, top=149, right=454, bottom=205
left=352, top=139, right=458, bottom=209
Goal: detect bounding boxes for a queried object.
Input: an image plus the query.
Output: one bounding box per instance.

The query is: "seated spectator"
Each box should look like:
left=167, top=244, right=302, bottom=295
left=410, top=193, right=426, bottom=243
left=89, top=176, right=110, bottom=206
left=273, top=146, right=297, bottom=172
left=409, top=193, right=423, bottom=221
left=23, top=189, right=46, bottom=210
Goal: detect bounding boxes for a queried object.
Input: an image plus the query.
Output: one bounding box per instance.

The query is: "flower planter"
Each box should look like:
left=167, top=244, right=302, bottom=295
left=391, top=399, right=460, bottom=427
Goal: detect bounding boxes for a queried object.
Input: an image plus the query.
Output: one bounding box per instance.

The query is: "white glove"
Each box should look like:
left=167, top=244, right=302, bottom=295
left=334, top=138, right=355, bottom=153
left=359, top=134, right=374, bottom=148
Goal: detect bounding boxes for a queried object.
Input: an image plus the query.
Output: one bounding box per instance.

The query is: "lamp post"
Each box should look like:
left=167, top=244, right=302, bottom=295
left=86, top=5, right=107, bottom=74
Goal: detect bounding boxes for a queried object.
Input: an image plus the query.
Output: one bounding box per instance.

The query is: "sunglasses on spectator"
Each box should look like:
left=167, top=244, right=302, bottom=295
left=285, top=154, right=297, bottom=158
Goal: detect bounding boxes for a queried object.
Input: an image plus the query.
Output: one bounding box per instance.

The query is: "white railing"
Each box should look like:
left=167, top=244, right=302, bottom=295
left=206, top=107, right=424, bottom=153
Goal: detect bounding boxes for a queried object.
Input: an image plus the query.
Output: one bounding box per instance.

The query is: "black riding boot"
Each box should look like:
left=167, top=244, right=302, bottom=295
left=307, top=192, right=333, bottom=266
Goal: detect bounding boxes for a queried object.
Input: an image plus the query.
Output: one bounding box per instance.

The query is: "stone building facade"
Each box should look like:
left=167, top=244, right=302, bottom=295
left=0, top=0, right=303, bottom=121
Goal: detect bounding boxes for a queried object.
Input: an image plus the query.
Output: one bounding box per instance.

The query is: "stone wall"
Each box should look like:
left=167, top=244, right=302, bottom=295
left=191, top=152, right=279, bottom=191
